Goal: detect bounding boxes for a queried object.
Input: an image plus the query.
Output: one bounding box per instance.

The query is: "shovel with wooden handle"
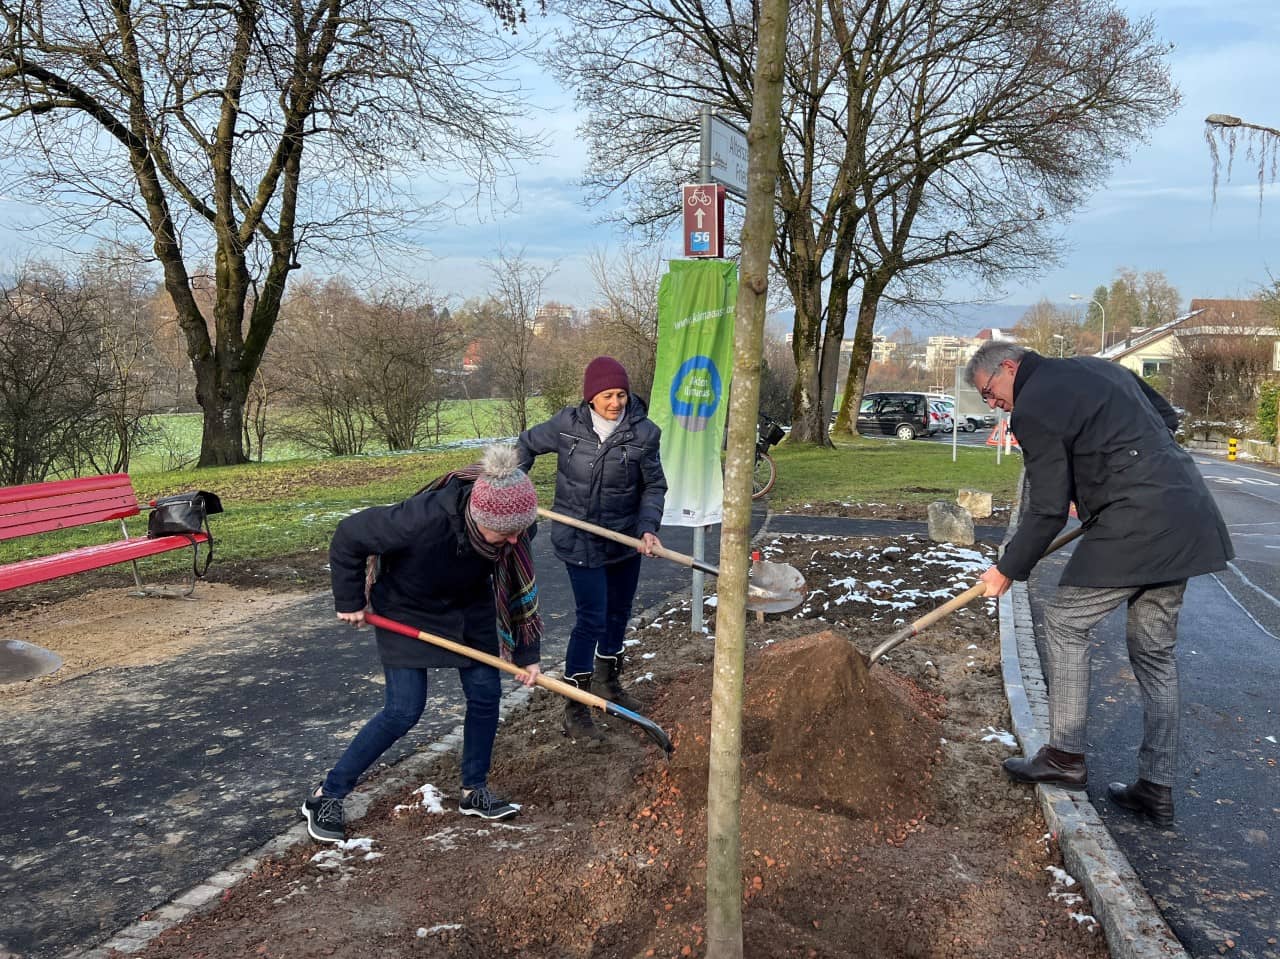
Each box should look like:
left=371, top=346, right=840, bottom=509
left=867, top=525, right=1086, bottom=664
left=362, top=611, right=673, bottom=757
left=536, top=507, right=806, bottom=613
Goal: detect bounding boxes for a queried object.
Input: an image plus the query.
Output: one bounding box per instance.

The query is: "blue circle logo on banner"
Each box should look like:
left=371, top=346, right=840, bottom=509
left=669, top=356, right=722, bottom=432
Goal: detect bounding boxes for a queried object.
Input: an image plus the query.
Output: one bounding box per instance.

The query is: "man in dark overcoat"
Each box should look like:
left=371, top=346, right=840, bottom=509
left=966, top=341, right=1233, bottom=828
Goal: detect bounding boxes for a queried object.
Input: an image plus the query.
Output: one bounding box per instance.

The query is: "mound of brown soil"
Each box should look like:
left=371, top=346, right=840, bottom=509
left=664, top=630, right=940, bottom=828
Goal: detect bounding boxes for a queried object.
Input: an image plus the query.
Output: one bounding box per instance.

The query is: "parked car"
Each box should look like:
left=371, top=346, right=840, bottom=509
left=856, top=392, right=938, bottom=440
left=962, top=411, right=996, bottom=431
left=929, top=400, right=958, bottom=432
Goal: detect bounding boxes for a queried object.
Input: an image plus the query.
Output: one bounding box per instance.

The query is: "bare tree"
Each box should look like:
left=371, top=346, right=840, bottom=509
left=586, top=244, right=664, bottom=397
left=0, top=269, right=115, bottom=484
left=476, top=249, right=555, bottom=435
left=75, top=247, right=164, bottom=473
left=357, top=289, right=462, bottom=450
left=243, top=369, right=276, bottom=463
left=0, top=0, right=542, bottom=467
left=1011, top=299, right=1080, bottom=356
left=272, top=284, right=371, bottom=456
left=705, top=1, right=789, bottom=952
left=552, top=0, right=1178, bottom=446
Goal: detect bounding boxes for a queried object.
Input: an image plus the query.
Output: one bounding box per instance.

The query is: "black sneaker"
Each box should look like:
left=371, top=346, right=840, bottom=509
left=300, top=789, right=345, bottom=843
left=458, top=785, right=520, bottom=821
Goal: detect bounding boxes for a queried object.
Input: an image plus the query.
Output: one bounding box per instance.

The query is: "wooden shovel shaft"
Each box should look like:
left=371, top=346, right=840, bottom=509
left=536, top=507, right=787, bottom=603
left=363, top=611, right=674, bottom=756
left=536, top=507, right=716, bottom=574
left=867, top=524, right=1086, bottom=664
left=363, top=612, right=609, bottom=712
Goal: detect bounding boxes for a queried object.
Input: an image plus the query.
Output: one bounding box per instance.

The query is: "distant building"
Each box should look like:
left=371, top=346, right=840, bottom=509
left=925, top=335, right=980, bottom=372
left=871, top=335, right=897, bottom=364
left=974, top=327, right=1018, bottom=342
left=532, top=302, right=577, bottom=336
left=1104, top=298, right=1278, bottom=377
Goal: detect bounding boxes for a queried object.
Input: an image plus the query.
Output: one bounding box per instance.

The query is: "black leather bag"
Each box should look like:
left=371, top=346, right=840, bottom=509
left=147, top=491, right=224, bottom=576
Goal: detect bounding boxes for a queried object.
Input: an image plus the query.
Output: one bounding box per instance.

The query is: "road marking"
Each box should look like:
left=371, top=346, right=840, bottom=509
left=1207, top=475, right=1279, bottom=486
left=1211, top=573, right=1280, bottom=642
left=1225, top=561, right=1280, bottom=612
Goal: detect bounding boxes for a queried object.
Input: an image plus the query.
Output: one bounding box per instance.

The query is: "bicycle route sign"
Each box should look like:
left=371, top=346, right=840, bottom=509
left=682, top=183, right=726, bottom=258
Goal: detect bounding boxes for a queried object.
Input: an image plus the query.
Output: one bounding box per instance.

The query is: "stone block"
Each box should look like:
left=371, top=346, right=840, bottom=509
left=928, top=501, right=975, bottom=545
left=957, top=487, right=993, bottom=518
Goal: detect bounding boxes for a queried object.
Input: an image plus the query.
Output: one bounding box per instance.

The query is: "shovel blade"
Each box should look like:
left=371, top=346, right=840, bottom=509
left=746, top=559, right=807, bottom=613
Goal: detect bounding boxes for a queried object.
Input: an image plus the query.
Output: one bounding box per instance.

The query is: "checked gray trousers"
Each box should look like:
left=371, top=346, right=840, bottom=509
left=1042, top=580, right=1188, bottom=786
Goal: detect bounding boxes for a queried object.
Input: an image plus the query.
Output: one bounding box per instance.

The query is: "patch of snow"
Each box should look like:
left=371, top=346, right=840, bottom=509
left=980, top=727, right=1017, bottom=748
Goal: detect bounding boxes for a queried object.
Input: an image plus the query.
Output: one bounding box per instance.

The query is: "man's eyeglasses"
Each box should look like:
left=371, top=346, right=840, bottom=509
left=978, top=365, right=1001, bottom=401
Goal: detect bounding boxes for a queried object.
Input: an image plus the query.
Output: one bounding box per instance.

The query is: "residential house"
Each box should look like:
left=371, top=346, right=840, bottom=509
left=1104, top=298, right=1279, bottom=378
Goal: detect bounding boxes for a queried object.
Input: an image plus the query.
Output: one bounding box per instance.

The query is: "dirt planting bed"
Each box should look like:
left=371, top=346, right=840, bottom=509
left=116, top=532, right=1106, bottom=959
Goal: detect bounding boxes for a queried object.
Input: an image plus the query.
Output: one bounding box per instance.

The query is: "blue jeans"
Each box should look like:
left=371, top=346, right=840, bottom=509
left=564, top=554, right=643, bottom=676
left=322, top=663, right=501, bottom=799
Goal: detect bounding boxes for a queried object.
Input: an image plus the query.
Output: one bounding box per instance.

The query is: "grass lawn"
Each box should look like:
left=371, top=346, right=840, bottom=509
left=767, top=434, right=1021, bottom=511
left=129, top=398, right=550, bottom=472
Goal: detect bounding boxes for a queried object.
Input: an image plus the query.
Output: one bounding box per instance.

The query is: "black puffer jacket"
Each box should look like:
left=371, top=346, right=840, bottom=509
left=329, top=477, right=540, bottom=669
left=517, top=396, right=667, bottom=568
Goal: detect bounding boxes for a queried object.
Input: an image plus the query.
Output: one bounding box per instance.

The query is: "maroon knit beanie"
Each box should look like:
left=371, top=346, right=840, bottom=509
left=583, top=356, right=630, bottom=402
left=468, top=444, right=538, bottom=534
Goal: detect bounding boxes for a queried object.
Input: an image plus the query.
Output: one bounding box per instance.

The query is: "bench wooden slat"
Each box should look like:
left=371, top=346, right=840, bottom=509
left=0, top=473, right=135, bottom=505
left=0, top=475, right=141, bottom=542
left=0, top=532, right=209, bottom=592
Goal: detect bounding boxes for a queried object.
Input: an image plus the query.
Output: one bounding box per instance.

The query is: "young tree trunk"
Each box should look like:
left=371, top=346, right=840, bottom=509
left=705, top=1, right=789, bottom=955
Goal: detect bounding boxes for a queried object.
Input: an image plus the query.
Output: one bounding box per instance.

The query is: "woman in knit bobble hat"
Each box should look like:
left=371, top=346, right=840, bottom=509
left=301, top=445, right=541, bottom=844
left=518, top=356, right=667, bottom=742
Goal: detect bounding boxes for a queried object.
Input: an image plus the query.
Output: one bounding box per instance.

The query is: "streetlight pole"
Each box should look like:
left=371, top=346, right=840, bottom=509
left=1051, top=333, right=1065, bottom=358
left=1069, top=293, right=1107, bottom=356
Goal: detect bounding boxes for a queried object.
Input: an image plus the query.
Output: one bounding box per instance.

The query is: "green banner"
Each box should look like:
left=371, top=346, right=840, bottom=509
left=651, top=259, right=738, bottom=527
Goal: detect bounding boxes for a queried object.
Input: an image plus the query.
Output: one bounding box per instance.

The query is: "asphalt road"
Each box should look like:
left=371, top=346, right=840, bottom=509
left=1026, top=452, right=1280, bottom=959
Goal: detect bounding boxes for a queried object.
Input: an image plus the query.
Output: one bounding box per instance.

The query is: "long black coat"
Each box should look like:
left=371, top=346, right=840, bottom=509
left=329, top=477, right=540, bottom=669
left=999, top=352, right=1233, bottom=587
left=517, top=396, right=667, bottom=568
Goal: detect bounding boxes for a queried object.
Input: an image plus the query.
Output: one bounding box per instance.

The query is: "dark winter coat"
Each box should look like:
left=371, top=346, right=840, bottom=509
left=517, top=396, right=667, bottom=568
left=999, top=351, right=1233, bottom=587
left=329, top=477, right=540, bottom=669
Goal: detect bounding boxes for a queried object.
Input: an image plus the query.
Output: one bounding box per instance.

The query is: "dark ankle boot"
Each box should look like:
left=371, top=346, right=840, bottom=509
left=1107, top=779, right=1174, bottom=828
left=591, top=652, right=641, bottom=712
left=1002, top=745, right=1087, bottom=790
left=562, top=672, right=605, bottom=741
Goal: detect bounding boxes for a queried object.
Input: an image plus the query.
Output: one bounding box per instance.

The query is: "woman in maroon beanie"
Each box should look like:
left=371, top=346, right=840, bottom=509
left=518, top=356, right=667, bottom=742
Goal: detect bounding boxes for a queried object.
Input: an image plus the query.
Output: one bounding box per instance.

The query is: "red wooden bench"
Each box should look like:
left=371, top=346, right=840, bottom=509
left=0, top=474, right=211, bottom=597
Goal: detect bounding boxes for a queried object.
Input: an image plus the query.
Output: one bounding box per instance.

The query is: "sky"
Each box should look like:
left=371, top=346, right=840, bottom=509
left=2, top=0, right=1277, bottom=333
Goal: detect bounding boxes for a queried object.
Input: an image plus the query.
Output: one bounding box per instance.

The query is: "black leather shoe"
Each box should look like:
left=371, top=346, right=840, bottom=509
left=1002, top=745, right=1087, bottom=790
left=1107, top=779, right=1174, bottom=828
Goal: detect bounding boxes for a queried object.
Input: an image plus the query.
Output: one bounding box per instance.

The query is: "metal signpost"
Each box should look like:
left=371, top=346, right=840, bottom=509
left=677, top=108, right=748, bottom=632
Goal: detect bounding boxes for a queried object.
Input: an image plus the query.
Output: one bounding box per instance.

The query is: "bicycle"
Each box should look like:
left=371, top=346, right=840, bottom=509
left=751, top=413, right=785, bottom=499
